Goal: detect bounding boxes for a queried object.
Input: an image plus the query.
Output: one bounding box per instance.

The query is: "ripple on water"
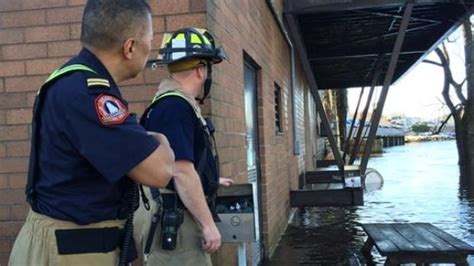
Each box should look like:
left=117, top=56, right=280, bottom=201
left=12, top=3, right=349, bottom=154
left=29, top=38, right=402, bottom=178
left=267, top=141, right=474, bottom=265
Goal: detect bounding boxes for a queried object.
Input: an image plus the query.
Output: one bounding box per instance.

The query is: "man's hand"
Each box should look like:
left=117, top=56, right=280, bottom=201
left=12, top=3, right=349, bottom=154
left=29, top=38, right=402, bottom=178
left=219, top=177, right=234, bottom=187
left=201, top=223, right=221, bottom=253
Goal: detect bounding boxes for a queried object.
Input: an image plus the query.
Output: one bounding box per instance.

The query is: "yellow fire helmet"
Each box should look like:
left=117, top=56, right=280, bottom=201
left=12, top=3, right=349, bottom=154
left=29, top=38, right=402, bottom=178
left=150, top=28, right=227, bottom=67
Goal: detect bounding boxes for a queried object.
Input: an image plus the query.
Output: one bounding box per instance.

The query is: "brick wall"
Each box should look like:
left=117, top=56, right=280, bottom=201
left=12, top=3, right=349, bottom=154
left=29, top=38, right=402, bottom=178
left=206, top=0, right=316, bottom=263
left=0, top=0, right=324, bottom=265
left=0, top=0, right=206, bottom=264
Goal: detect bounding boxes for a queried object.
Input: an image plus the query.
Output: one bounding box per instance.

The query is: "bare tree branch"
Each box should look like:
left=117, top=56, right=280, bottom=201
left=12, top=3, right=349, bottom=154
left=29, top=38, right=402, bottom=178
left=434, top=48, right=463, bottom=125
left=423, top=59, right=443, bottom=66
left=450, top=77, right=468, bottom=105
left=433, top=104, right=463, bottom=135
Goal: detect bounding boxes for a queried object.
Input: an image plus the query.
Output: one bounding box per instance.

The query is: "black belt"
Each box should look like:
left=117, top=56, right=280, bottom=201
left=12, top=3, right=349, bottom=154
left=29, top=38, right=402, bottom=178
left=55, top=227, right=132, bottom=255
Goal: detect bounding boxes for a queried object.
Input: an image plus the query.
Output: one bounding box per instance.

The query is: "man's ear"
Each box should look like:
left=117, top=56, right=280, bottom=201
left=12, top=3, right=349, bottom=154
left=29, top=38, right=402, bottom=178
left=122, top=38, right=135, bottom=60
left=196, top=65, right=206, bottom=80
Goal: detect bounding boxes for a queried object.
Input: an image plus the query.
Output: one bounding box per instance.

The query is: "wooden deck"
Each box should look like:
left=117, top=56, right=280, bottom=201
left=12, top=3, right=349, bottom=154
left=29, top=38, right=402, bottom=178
left=305, top=165, right=361, bottom=184
left=361, top=223, right=474, bottom=265
left=290, top=166, right=364, bottom=207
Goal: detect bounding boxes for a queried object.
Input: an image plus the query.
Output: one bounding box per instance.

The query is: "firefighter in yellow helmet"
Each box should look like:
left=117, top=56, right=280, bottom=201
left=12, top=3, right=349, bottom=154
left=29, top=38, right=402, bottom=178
left=134, top=28, right=234, bottom=265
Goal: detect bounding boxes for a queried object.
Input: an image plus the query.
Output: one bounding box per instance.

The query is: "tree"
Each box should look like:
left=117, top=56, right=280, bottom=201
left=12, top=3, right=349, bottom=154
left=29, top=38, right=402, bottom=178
left=411, top=122, right=431, bottom=133
left=424, top=18, right=474, bottom=187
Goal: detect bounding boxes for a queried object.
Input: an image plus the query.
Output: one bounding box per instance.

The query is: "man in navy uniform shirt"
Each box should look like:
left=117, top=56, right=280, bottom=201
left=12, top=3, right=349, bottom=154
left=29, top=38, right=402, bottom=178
left=9, top=0, right=175, bottom=265
left=135, top=28, right=234, bottom=265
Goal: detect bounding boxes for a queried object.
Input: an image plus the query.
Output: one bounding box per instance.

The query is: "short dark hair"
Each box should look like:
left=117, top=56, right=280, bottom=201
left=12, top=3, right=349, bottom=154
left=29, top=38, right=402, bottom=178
left=80, top=0, right=152, bottom=50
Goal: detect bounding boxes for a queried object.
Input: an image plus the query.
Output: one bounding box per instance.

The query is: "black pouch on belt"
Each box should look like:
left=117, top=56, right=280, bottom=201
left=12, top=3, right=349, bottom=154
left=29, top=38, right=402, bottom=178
left=55, top=227, right=125, bottom=255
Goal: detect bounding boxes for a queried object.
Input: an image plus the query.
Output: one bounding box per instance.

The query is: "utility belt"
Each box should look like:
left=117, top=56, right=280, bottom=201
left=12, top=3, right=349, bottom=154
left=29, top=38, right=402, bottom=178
left=159, top=193, right=184, bottom=250
left=26, top=210, right=136, bottom=260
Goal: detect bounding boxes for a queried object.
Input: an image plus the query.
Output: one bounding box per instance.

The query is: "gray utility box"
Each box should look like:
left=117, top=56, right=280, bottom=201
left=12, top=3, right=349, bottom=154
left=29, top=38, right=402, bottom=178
left=215, top=184, right=255, bottom=243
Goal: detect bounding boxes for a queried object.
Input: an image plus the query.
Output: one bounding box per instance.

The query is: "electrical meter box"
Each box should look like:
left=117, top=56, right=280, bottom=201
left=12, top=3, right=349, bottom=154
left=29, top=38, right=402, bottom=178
left=215, top=184, right=255, bottom=243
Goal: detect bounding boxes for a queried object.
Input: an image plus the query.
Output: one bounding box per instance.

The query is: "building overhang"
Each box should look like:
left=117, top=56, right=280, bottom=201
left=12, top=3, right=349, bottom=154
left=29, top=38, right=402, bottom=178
left=284, top=0, right=474, bottom=89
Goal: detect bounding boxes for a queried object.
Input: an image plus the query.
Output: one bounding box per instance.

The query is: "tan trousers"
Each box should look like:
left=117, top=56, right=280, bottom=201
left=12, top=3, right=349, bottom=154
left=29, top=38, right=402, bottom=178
left=134, top=188, right=212, bottom=266
left=9, top=210, right=125, bottom=266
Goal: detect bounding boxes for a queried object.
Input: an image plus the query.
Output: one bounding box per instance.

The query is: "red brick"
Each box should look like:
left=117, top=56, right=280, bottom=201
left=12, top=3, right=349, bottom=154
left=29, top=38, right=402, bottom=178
left=46, top=6, right=83, bottom=24
left=0, top=10, right=46, bottom=28
left=189, top=0, right=206, bottom=12
left=26, top=58, right=68, bottom=75
left=0, top=252, right=10, bottom=266
left=22, top=0, right=67, bottom=10
left=0, top=143, right=5, bottom=158
left=128, top=102, right=147, bottom=115
left=121, top=85, right=155, bottom=102
left=25, top=25, right=70, bottom=43
left=3, top=43, right=47, bottom=61
left=8, top=174, right=27, bottom=189
left=0, top=206, right=11, bottom=221
left=0, top=1, right=22, bottom=12
left=0, top=125, right=29, bottom=141
left=5, top=76, right=45, bottom=93
left=6, top=141, right=30, bottom=157
left=0, top=175, right=7, bottom=189
left=11, top=205, right=28, bottom=221
left=151, top=33, right=164, bottom=50
left=70, top=23, right=81, bottom=39
left=0, top=189, right=25, bottom=205
left=166, top=13, right=207, bottom=32
left=0, top=221, right=23, bottom=237
left=26, top=92, right=37, bottom=107
left=0, top=61, right=25, bottom=77
left=0, top=238, right=11, bottom=252
left=0, top=158, right=28, bottom=174
left=6, top=109, right=32, bottom=125
left=48, top=40, right=81, bottom=57
left=149, top=0, right=189, bottom=16
left=0, top=93, right=27, bottom=109
left=119, top=73, right=144, bottom=86
left=68, top=0, right=86, bottom=6
left=0, top=78, right=4, bottom=93
left=152, top=16, right=165, bottom=33
left=143, top=67, right=167, bottom=85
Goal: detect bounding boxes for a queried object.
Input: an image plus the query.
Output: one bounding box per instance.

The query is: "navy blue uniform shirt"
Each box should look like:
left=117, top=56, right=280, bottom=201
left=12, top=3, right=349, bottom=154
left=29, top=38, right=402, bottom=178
left=35, top=48, right=159, bottom=224
left=145, top=96, right=218, bottom=195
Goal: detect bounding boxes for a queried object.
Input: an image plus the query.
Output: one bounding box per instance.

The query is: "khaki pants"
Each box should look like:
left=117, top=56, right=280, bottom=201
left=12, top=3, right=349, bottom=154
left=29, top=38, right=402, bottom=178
left=134, top=188, right=212, bottom=266
left=9, top=210, right=125, bottom=266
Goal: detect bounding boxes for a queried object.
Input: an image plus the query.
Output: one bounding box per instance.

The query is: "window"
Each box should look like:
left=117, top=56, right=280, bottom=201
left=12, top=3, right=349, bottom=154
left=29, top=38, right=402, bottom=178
left=274, top=83, right=283, bottom=134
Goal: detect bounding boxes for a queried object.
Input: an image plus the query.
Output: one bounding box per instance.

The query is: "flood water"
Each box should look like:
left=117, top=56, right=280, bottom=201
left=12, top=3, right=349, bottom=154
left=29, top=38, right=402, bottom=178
left=268, top=140, right=474, bottom=265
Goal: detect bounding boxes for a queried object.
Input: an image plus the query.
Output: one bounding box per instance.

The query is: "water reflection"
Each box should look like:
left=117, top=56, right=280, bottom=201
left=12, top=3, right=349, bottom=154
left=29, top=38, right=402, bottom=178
left=268, top=140, right=474, bottom=265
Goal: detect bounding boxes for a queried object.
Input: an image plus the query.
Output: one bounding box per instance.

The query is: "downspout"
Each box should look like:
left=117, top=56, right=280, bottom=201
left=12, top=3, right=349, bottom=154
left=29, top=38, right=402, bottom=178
left=266, top=0, right=300, bottom=155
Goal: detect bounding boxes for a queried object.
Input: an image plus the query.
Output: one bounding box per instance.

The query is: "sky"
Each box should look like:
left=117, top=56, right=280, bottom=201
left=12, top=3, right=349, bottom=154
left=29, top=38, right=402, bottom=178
left=347, top=25, right=468, bottom=121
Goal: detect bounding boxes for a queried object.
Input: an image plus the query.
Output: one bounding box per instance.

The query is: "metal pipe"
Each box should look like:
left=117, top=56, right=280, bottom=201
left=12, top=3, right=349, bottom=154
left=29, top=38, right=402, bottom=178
left=266, top=0, right=299, bottom=155
left=360, top=3, right=414, bottom=174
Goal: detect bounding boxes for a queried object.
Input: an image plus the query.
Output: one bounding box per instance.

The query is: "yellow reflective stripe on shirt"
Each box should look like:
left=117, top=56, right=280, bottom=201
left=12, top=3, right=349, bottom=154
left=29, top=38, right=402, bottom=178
left=152, top=91, right=188, bottom=104
left=45, top=64, right=96, bottom=83
left=87, top=78, right=110, bottom=87
left=151, top=91, right=206, bottom=126
left=38, top=64, right=97, bottom=95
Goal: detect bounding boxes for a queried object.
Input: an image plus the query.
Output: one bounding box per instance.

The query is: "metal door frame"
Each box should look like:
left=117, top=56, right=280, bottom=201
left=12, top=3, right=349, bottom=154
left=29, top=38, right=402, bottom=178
left=243, top=52, right=265, bottom=263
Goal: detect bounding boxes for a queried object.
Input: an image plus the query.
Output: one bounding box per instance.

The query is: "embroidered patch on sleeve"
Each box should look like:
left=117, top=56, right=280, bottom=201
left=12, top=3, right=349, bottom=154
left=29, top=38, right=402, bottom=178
left=95, top=94, right=129, bottom=125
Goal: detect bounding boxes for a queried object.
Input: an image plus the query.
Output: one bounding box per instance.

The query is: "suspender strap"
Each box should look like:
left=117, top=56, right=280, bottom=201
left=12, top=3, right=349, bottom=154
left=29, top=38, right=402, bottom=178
left=26, top=64, right=97, bottom=207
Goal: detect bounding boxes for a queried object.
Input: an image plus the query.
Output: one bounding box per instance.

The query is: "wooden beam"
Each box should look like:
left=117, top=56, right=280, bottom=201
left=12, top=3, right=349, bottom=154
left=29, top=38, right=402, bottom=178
left=284, top=14, right=345, bottom=171
left=309, top=51, right=424, bottom=61
left=286, top=0, right=453, bottom=14
left=360, top=3, right=413, bottom=174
